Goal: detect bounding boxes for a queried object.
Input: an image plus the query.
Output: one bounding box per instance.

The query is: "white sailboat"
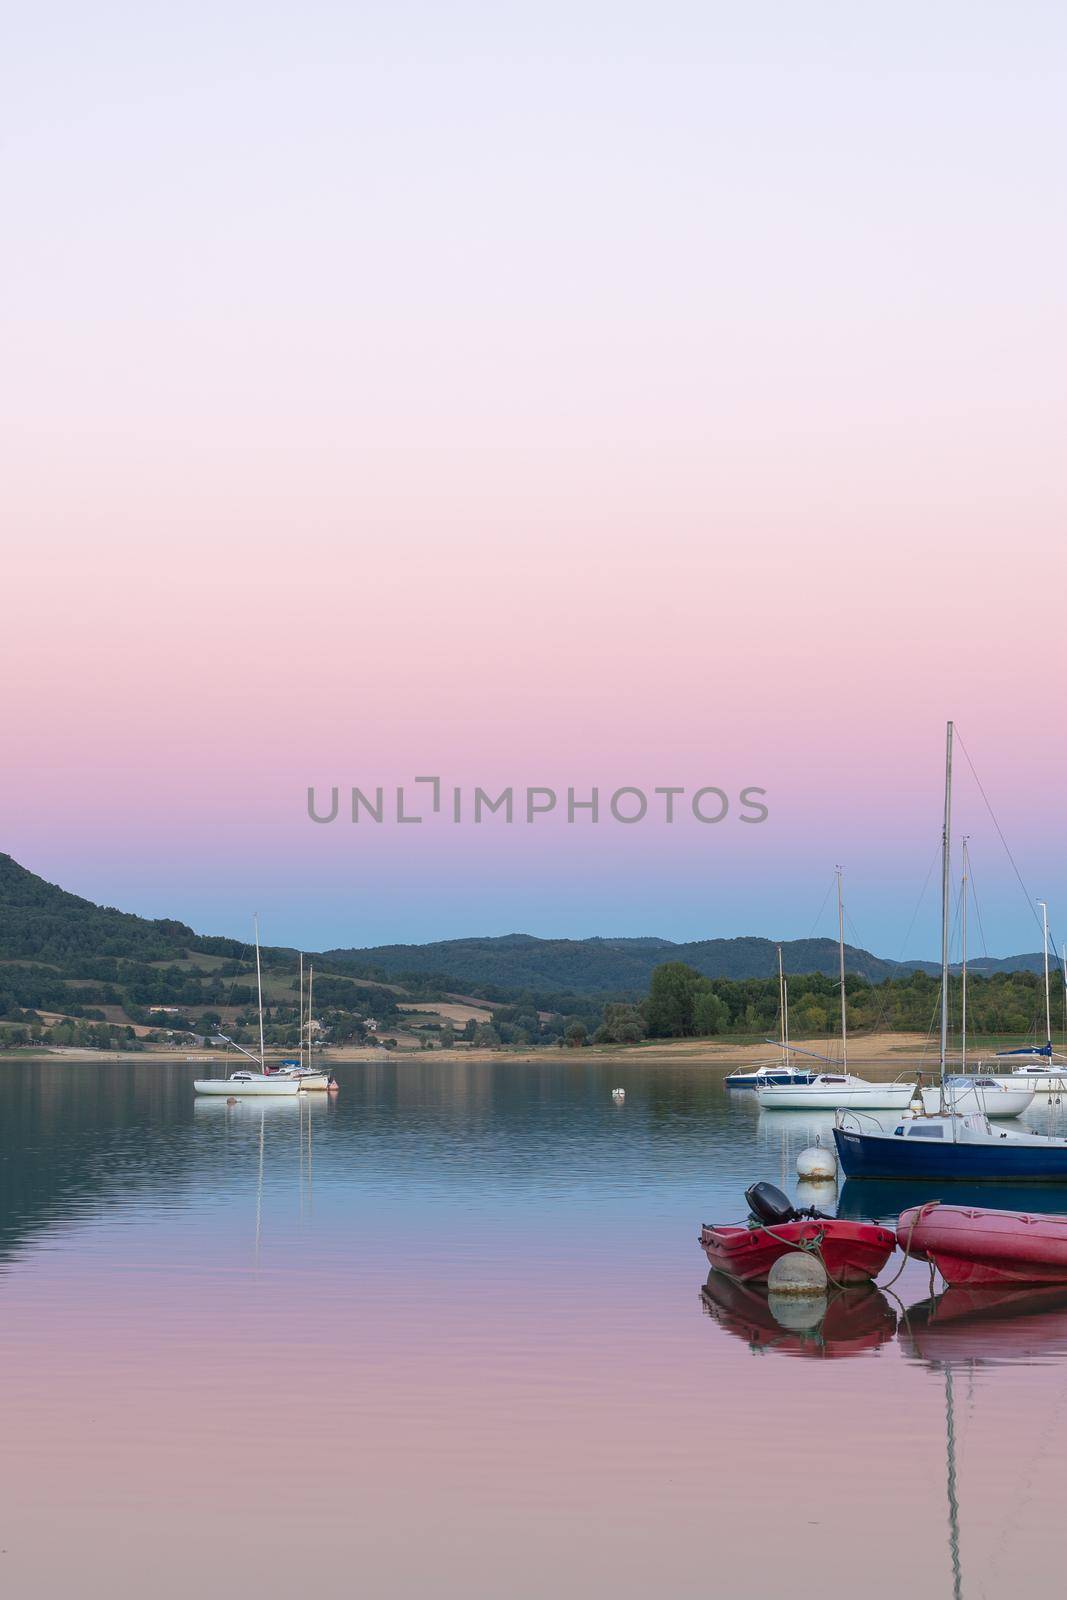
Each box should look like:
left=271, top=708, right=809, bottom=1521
left=724, top=947, right=817, bottom=1088
left=757, top=869, right=919, bottom=1111
left=933, top=839, right=1034, bottom=1119
left=997, top=905, right=1067, bottom=1095
left=194, top=917, right=301, bottom=1095
left=279, top=957, right=332, bottom=1089
left=833, top=721, right=1067, bottom=1178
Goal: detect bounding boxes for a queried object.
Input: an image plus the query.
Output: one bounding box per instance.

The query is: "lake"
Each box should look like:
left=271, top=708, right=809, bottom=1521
left=3, top=1057, right=1067, bottom=1599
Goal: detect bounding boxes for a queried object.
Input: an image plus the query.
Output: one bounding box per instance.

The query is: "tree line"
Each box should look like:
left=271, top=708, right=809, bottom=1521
left=579, top=961, right=1063, bottom=1045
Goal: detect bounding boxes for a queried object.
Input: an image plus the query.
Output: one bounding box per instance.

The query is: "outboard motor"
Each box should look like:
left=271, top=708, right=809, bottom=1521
left=745, top=1181, right=797, bottom=1225
left=745, top=1180, right=831, bottom=1225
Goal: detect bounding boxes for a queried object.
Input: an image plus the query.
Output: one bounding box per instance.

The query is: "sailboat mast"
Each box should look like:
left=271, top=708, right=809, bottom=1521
left=836, top=867, right=848, bottom=1070
left=960, top=838, right=969, bottom=1073
left=307, top=964, right=314, bottom=1067
left=254, top=914, right=266, bottom=1072
left=299, top=951, right=305, bottom=1073
left=1038, top=900, right=1052, bottom=1054
left=784, top=976, right=790, bottom=1059
left=777, top=945, right=786, bottom=1068
left=939, top=722, right=953, bottom=1081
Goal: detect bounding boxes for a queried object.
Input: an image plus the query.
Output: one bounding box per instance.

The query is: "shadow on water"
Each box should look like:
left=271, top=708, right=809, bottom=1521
left=837, top=1177, right=1067, bottom=1224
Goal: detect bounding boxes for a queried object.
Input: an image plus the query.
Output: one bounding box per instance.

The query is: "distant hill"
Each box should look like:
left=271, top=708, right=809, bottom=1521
left=0, top=853, right=253, bottom=966
left=323, top=931, right=934, bottom=996
left=0, top=852, right=1051, bottom=1006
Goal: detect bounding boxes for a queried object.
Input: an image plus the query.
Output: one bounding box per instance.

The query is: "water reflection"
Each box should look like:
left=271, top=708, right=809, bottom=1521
left=701, top=1272, right=897, bottom=1358
left=5, top=1058, right=1067, bottom=1598
left=900, top=1284, right=1067, bottom=1368
left=896, top=1285, right=1067, bottom=1600
left=838, top=1177, right=1067, bottom=1223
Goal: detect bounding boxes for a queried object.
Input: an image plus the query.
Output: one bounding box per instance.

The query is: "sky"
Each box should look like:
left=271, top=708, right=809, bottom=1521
left=4, top=3, right=1067, bottom=956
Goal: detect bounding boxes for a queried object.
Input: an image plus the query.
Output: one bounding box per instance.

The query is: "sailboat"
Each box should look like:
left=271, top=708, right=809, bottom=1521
left=834, top=723, right=1067, bottom=1180
left=277, top=958, right=333, bottom=1089
left=996, top=907, right=1067, bottom=1095
left=725, top=947, right=817, bottom=1088
left=929, top=839, right=1035, bottom=1119
left=194, top=918, right=301, bottom=1095
left=756, top=870, right=919, bottom=1111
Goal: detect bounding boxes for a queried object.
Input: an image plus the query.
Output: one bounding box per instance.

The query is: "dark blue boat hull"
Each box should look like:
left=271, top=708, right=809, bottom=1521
left=832, top=1126, right=1067, bottom=1182
left=726, top=1072, right=814, bottom=1089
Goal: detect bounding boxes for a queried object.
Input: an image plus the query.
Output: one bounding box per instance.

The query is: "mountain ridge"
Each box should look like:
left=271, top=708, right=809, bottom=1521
left=0, top=853, right=1050, bottom=1000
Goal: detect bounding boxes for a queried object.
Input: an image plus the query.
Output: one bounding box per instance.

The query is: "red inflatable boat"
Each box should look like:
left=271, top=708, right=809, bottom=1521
left=898, top=1202, right=1067, bottom=1286
left=700, top=1182, right=897, bottom=1285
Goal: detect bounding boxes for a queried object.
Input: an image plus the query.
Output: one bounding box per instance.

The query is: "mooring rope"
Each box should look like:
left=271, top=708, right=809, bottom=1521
left=754, top=1199, right=940, bottom=1293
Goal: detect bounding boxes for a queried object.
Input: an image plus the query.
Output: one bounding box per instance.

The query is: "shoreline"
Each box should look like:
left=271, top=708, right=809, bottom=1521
left=0, top=1031, right=978, bottom=1075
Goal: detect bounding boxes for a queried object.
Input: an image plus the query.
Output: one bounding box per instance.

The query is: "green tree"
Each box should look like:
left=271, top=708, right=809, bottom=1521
left=644, top=962, right=700, bottom=1038
left=595, top=1003, right=647, bottom=1044
left=565, top=1020, right=588, bottom=1048
left=692, top=986, right=728, bottom=1035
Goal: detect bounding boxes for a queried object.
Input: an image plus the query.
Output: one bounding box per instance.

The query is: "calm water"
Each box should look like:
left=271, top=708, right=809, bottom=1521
left=3, top=1059, right=1067, bottom=1599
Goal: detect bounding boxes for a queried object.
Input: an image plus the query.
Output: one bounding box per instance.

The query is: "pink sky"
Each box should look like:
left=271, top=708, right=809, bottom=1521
left=4, top=4, right=1066, bottom=952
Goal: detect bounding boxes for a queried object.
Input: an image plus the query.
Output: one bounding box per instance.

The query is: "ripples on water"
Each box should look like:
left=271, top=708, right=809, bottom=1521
left=2, top=1059, right=1067, bottom=1599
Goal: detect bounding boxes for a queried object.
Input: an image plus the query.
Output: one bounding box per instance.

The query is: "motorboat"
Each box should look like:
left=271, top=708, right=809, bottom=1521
left=897, top=1201, right=1067, bottom=1285
left=698, top=1181, right=897, bottom=1285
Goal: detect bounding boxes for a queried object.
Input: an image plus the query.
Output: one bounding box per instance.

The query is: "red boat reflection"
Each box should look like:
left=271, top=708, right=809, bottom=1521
left=700, top=1271, right=897, bottom=1359
left=899, top=1283, right=1067, bottom=1367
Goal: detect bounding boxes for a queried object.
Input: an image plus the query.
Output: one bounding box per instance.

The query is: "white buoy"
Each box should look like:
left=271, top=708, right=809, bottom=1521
left=767, top=1251, right=827, bottom=1296
left=796, top=1142, right=838, bottom=1181
left=611, top=1087, right=625, bottom=1102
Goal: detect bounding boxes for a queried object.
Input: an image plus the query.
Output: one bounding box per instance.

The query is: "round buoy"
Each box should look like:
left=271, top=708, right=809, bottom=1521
left=768, top=1289, right=828, bottom=1332
left=226, top=1096, right=238, bottom=1106
left=611, top=1088, right=625, bottom=1103
left=796, top=1142, right=838, bottom=1181
left=767, top=1250, right=828, bottom=1296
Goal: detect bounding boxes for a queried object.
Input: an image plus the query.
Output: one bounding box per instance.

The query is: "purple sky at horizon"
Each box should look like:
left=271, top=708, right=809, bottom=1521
left=5, top=4, right=1066, bottom=956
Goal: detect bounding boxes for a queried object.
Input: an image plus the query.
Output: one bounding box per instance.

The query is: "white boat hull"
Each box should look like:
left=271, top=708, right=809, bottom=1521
left=1005, top=1071, right=1067, bottom=1096
left=756, top=1082, right=916, bottom=1111
left=194, top=1077, right=301, bottom=1096
left=923, top=1084, right=1034, bottom=1119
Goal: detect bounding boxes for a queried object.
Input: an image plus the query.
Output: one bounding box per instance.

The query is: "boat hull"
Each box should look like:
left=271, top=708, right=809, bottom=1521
left=699, top=1218, right=896, bottom=1284
left=834, top=1126, right=1067, bottom=1182
left=193, top=1078, right=301, bottom=1096
left=757, top=1084, right=915, bottom=1110
left=725, top=1072, right=815, bottom=1089
left=898, top=1203, right=1067, bottom=1285
left=923, top=1085, right=1034, bottom=1119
